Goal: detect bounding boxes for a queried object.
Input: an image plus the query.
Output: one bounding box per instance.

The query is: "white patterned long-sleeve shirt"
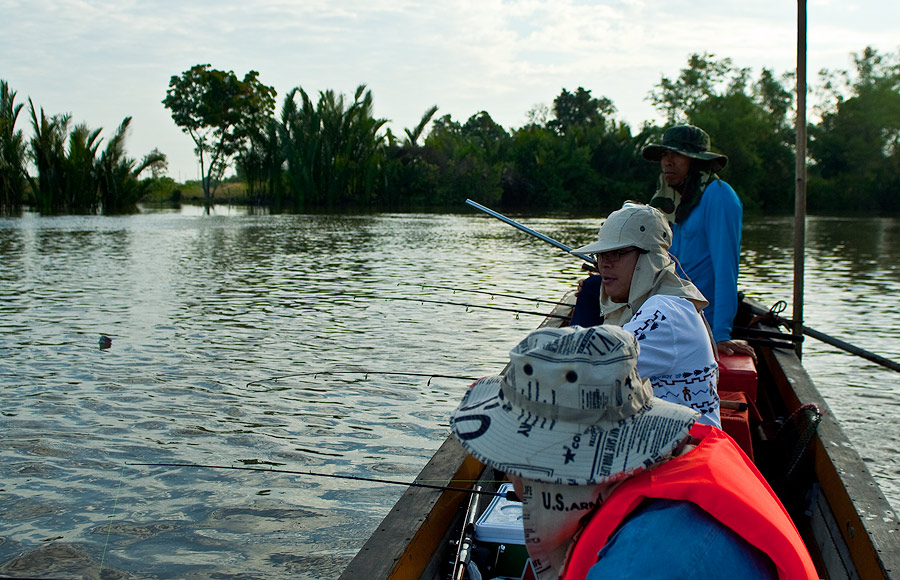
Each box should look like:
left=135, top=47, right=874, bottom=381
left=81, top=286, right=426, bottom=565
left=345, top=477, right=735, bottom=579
left=623, top=294, right=720, bottom=427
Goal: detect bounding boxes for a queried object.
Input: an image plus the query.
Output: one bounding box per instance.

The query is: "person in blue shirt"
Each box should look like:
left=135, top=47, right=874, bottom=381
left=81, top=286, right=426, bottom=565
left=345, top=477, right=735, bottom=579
left=640, top=125, right=753, bottom=357
left=571, top=125, right=753, bottom=358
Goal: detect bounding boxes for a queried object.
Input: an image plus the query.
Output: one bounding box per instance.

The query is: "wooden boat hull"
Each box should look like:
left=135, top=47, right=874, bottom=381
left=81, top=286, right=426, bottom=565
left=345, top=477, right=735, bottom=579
left=750, top=319, right=900, bottom=579
left=340, top=295, right=899, bottom=580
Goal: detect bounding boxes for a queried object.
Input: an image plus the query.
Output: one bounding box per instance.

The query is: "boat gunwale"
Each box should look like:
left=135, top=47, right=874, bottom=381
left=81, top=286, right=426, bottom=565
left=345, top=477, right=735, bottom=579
left=760, top=335, right=900, bottom=579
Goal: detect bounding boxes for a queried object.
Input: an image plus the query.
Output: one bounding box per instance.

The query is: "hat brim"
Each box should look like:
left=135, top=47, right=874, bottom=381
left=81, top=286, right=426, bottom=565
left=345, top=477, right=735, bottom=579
left=450, top=375, right=697, bottom=485
left=641, top=144, right=728, bottom=172
left=571, top=239, right=632, bottom=255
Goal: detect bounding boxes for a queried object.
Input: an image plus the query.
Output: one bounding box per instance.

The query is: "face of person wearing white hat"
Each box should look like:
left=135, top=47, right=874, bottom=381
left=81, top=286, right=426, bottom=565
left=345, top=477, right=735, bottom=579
left=596, top=246, right=642, bottom=303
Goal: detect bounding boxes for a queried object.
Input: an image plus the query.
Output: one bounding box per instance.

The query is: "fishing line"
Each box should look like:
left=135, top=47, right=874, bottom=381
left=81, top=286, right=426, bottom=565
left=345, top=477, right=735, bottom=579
left=99, top=463, right=127, bottom=576
left=362, top=294, right=571, bottom=320
left=400, top=282, right=571, bottom=306
left=129, top=462, right=517, bottom=500
left=246, top=370, right=481, bottom=389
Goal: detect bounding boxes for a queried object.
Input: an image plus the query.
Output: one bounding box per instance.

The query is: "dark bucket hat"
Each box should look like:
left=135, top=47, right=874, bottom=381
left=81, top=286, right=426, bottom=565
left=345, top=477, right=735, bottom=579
left=641, top=125, right=728, bottom=172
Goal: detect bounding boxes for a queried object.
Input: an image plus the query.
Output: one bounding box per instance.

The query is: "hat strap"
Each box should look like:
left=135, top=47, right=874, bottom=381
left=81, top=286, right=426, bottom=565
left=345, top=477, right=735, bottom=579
left=500, top=379, right=630, bottom=423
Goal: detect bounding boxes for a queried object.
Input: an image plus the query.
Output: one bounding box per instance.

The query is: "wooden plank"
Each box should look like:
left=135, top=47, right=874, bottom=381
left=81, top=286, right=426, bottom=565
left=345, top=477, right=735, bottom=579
left=810, top=481, right=858, bottom=580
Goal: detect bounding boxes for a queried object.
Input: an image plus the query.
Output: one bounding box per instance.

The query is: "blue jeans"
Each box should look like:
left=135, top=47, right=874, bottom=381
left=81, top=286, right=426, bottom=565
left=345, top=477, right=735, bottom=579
left=584, top=499, right=778, bottom=580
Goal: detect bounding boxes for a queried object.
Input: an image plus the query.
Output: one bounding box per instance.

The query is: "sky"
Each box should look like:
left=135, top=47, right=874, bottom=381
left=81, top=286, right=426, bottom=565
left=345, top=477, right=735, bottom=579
left=2, top=0, right=898, bottom=182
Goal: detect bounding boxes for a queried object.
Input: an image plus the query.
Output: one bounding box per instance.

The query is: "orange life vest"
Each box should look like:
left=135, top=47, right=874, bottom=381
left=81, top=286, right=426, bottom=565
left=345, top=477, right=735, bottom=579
left=562, top=424, right=818, bottom=580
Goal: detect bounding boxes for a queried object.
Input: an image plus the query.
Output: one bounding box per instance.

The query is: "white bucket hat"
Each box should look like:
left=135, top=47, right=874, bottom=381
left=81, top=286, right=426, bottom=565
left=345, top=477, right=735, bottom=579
left=571, top=202, right=672, bottom=255
left=450, top=325, right=698, bottom=485
left=568, top=202, right=708, bottom=326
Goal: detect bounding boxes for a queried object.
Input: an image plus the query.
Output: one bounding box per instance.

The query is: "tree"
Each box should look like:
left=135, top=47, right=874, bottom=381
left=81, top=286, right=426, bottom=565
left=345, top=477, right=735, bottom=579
left=237, top=117, right=284, bottom=206
left=422, top=113, right=506, bottom=207
left=809, top=47, right=900, bottom=211
left=649, top=54, right=796, bottom=212
left=279, top=87, right=318, bottom=207
left=27, top=100, right=163, bottom=214
left=504, top=122, right=583, bottom=209
left=144, top=148, right=168, bottom=180
left=548, top=87, right=616, bottom=137
left=276, top=84, right=388, bottom=208
left=649, top=53, right=734, bottom=125
left=64, top=122, right=103, bottom=211
left=404, top=105, right=438, bottom=146
left=499, top=87, right=645, bottom=212
left=96, top=117, right=167, bottom=213
left=320, top=85, right=388, bottom=207
left=380, top=105, right=441, bottom=209
left=163, top=64, right=276, bottom=204
left=28, top=101, right=70, bottom=213
left=0, top=80, right=28, bottom=212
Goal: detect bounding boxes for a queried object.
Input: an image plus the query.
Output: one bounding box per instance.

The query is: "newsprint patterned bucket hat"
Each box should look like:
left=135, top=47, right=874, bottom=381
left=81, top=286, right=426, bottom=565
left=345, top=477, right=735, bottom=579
left=450, top=325, right=698, bottom=485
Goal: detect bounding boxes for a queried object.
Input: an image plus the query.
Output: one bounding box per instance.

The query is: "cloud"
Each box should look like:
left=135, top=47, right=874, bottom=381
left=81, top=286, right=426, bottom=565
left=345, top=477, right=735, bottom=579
left=2, top=0, right=898, bottom=180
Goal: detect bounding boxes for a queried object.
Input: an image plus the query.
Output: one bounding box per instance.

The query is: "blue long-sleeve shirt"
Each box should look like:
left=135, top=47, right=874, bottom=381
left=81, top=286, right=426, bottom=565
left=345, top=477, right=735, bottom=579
left=669, top=179, right=743, bottom=343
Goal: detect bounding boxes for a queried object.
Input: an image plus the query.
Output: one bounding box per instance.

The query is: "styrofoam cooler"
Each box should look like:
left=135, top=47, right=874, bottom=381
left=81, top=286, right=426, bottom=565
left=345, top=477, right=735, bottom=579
left=473, top=483, right=529, bottom=578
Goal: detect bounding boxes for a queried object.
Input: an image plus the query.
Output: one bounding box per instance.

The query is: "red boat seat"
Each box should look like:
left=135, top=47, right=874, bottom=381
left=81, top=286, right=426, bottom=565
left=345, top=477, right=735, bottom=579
left=717, top=354, right=760, bottom=461
left=718, top=353, right=758, bottom=402
left=719, top=391, right=758, bottom=461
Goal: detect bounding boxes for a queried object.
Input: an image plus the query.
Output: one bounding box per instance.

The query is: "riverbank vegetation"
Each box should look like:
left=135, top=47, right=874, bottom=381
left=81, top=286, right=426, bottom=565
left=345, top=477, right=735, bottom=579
left=1, top=81, right=166, bottom=214
left=2, top=47, right=899, bottom=215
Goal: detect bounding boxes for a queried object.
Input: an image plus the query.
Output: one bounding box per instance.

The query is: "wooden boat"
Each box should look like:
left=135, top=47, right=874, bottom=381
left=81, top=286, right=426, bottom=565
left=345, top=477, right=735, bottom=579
left=339, top=293, right=900, bottom=580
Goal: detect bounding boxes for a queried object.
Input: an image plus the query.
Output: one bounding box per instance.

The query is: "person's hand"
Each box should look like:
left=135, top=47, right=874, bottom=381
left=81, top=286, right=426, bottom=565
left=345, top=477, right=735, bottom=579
left=576, top=277, right=588, bottom=296
left=717, top=339, right=757, bottom=362
left=575, top=273, right=603, bottom=297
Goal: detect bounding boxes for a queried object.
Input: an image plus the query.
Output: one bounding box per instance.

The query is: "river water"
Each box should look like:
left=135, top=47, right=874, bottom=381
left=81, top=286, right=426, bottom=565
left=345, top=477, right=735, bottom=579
left=1, top=207, right=898, bottom=579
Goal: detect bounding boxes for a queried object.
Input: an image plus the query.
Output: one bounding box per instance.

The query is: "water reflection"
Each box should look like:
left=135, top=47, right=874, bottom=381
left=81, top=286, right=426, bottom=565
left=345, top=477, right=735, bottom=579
left=0, top=209, right=898, bottom=579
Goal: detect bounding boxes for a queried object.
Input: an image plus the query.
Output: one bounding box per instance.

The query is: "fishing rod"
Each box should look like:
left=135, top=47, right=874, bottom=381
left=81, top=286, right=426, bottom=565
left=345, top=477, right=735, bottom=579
left=466, top=198, right=595, bottom=265
left=733, top=326, right=803, bottom=342
left=364, top=294, right=572, bottom=320
left=246, top=370, right=480, bottom=389
left=746, top=301, right=900, bottom=374
left=400, top=282, right=570, bottom=306
left=452, top=485, right=483, bottom=580
left=732, top=326, right=802, bottom=349
left=129, top=462, right=518, bottom=500
left=467, top=199, right=900, bottom=374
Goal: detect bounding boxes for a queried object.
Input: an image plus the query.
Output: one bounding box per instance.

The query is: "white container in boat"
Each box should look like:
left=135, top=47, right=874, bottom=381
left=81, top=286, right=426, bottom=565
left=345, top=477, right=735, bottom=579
left=474, top=483, right=526, bottom=545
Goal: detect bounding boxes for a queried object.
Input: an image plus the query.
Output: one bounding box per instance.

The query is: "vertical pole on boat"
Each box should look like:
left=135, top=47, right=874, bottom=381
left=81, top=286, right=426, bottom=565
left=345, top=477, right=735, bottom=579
left=793, top=0, right=808, bottom=358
